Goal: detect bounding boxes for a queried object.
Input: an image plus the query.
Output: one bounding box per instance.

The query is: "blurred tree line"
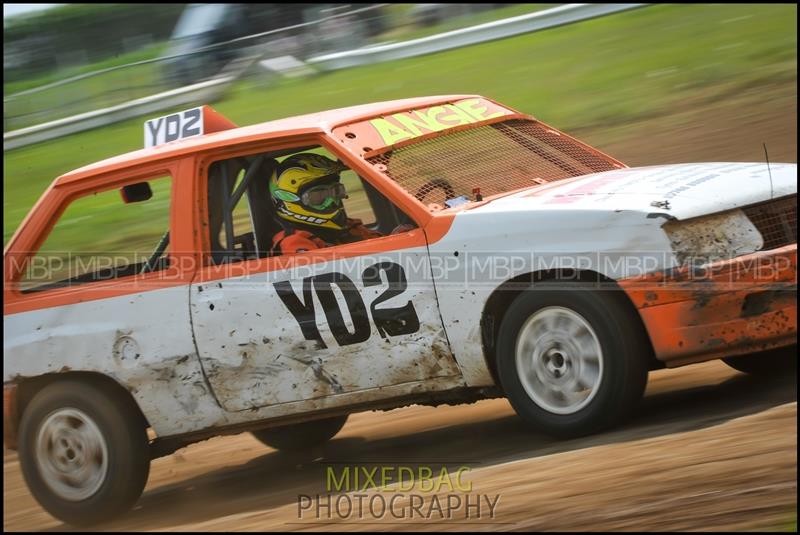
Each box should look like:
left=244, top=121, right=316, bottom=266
left=4, top=4, right=187, bottom=84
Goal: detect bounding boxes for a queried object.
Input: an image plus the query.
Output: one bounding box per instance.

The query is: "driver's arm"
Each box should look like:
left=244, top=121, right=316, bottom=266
left=345, top=218, right=383, bottom=240
left=274, top=230, right=329, bottom=254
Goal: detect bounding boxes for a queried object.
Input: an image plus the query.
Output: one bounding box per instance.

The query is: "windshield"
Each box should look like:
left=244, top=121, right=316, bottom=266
left=172, top=4, right=229, bottom=39
left=367, top=119, right=622, bottom=208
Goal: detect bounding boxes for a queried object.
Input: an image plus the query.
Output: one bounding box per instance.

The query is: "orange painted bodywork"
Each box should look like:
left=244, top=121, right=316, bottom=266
left=3, top=95, right=497, bottom=315
left=201, top=104, right=238, bottom=133
left=621, top=244, right=798, bottom=366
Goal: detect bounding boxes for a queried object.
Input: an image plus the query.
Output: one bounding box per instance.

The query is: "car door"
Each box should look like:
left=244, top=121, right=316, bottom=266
left=188, top=141, right=464, bottom=412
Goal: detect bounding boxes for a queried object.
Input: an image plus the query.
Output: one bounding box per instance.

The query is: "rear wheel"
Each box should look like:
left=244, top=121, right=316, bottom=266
left=18, top=380, right=150, bottom=526
left=496, top=285, right=650, bottom=438
left=251, top=415, right=348, bottom=451
left=722, top=345, right=796, bottom=376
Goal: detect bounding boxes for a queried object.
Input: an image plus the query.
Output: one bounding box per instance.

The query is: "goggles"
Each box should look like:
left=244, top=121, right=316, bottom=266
left=300, top=181, right=347, bottom=210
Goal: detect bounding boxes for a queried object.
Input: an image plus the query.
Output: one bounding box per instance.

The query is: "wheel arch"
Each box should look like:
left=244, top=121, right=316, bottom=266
left=7, top=371, right=149, bottom=450
left=479, top=268, right=660, bottom=390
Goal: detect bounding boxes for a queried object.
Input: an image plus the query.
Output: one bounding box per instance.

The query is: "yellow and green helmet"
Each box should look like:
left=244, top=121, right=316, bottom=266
left=270, top=153, right=349, bottom=231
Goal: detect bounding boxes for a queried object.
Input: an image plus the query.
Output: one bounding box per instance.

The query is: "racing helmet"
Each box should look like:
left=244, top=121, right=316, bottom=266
left=270, top=153, right=349, bottom=231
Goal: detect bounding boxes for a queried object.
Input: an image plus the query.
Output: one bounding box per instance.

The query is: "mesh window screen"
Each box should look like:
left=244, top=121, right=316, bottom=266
left=367, top=119, right=621, bottom=204
left=743, top=195, right=797, bottom=250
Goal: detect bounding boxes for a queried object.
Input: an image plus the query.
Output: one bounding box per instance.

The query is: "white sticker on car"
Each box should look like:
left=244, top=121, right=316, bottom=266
left=144, top=107, right=204, bottom=148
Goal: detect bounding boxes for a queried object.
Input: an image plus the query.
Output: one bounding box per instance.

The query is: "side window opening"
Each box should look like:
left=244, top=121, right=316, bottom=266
left=207, top=154, right=281, bottom=264
left=206, top=145, right=418, bottom=264
left=19, top=175, right=173, bottom=293
left=359, top=175, right=416, bottom=235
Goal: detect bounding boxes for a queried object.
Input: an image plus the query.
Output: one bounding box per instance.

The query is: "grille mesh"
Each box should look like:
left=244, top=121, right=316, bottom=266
left=744, top=195, right=798, bottom=250
left=367, top=119, right=620, bottom=205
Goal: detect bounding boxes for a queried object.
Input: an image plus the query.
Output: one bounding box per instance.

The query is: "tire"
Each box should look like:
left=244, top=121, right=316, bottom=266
left=251, top=415, right=348, bottom=451
left=496, top=284, right=650, bottom=439
left=722, top=345, right=797, bottom=376
left=17, top=379, right=150, bottom=527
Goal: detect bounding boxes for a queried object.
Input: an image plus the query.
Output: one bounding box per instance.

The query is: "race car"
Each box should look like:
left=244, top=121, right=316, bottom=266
left=3, top=96, right=797, bottom=525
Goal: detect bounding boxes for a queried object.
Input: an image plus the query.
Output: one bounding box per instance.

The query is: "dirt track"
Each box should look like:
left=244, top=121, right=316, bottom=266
left=4, top=361, right=797, bottom=531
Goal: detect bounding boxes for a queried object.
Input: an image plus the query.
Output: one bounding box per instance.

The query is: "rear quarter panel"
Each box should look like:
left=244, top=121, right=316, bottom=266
left=3, top=286, right=227, bottom=436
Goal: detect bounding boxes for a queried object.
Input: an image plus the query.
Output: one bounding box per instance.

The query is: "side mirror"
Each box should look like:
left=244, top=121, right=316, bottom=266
left=120, top=182, right=153, bottom=203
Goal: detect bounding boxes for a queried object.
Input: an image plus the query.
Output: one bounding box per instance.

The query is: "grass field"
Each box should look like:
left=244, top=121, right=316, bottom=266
left=4, top=3, right=797, bottom=246
left=377, top=3, right=554, bottom=43
left=3, top=43, right=168, bottom=97
left=3, top=49, right=166, bottom=133
left=2, top=5, right=553, bottom=133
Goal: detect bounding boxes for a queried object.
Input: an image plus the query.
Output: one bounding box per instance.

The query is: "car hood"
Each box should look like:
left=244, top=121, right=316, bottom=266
left=470, top=162, right=797, bottom=220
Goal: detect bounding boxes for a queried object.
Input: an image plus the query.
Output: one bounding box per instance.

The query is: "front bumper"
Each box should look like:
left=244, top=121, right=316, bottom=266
left=621, top=244, right=797, bottom=367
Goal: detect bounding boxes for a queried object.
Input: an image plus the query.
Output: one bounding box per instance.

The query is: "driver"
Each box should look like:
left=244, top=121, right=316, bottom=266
left=269, top=153, right=382, bottom=254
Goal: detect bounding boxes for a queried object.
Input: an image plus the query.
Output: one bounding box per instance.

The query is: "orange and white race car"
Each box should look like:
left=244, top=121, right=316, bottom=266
left=3, top=96, right=797, bottom=525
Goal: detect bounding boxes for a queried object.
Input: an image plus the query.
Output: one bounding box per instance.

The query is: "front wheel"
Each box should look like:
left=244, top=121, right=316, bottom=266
left=17, top=380, right=150, bottom=526
left=496, top=285, right=650, bottom=438
left=251, top=415, right=348, bottom=451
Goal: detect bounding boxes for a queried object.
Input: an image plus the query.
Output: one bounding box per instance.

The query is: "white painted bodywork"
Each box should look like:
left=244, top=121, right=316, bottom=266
left=189, top=242, right=463, bottom=412
left=3, top=275, right=465, bottom=436
left=3, top=286, right=225, bottom=435
left=4, top=162, right=796, bottom=438
left=466, top=162, right=796, bottom=220
left=427, top=162, right=797, bottom=385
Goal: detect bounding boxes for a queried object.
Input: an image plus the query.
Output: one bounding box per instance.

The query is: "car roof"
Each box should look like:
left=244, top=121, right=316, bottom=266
left=56, top=94, right=485, bottom=185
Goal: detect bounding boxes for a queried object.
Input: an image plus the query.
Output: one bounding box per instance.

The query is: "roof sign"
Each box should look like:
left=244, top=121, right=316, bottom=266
left=144, top=105, right=237, bottom=148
